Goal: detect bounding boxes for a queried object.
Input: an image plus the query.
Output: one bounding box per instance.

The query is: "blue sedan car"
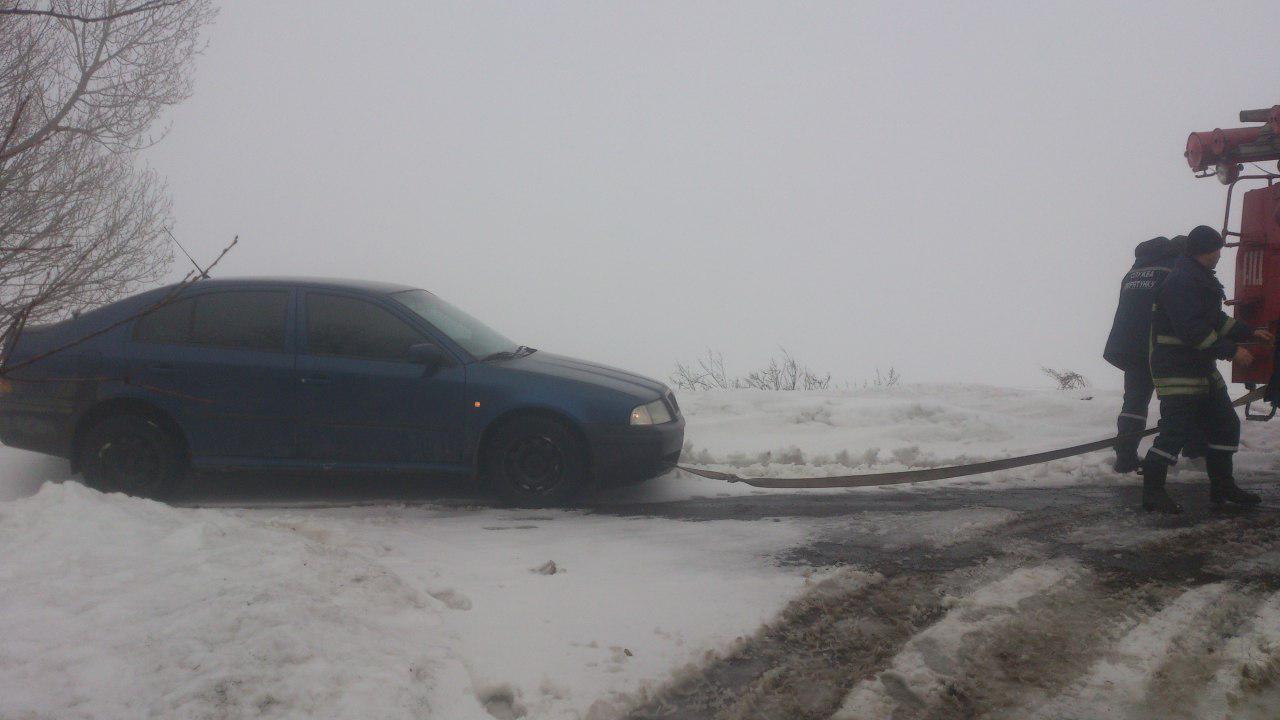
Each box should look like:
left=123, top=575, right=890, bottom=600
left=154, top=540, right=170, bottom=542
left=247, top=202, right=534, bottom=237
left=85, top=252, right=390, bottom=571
left=0, top=278, right=684, bottom=505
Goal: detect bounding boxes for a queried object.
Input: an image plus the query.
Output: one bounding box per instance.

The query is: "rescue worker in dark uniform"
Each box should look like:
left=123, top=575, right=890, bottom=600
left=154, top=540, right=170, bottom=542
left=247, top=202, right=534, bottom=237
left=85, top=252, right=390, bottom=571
left=1104, top=236, right=1179, bottom=473
left=1140, top=225, right=1273, bottom=513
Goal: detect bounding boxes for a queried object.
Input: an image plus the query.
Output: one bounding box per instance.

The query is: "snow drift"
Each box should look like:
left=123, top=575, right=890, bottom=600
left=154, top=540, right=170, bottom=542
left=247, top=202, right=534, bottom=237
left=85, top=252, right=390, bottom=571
left=0, top=482, right=486, bottom=720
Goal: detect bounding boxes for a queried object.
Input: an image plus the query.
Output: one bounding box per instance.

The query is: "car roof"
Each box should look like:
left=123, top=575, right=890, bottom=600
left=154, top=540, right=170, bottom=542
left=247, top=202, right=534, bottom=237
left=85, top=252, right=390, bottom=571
left=160, top=276, right=422, bottom=295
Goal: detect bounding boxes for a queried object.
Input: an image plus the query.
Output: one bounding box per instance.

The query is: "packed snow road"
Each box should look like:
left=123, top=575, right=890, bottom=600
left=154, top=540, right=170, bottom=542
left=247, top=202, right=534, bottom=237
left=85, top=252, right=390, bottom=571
left=613, top=481, right=1280, bottom=720
left=3, top=385, right=1280, bottom=719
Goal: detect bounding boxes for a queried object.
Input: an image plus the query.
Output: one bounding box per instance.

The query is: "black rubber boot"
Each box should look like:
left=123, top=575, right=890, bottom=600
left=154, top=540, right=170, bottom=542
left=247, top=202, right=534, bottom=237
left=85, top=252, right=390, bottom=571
left=1207, top=451, right=1261, bottom=507
left=1113, top=416, right=1144, bottom=474
left=1113, top=453, right=1141, bottom=474
left=1141, top=460, right=1183, bottom=514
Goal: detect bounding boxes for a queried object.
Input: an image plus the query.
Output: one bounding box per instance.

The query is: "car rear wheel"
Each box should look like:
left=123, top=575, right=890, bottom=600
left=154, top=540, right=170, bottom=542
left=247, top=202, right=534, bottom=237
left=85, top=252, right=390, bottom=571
left=483, top=416, right=588, bottom=506
left=79, top=415, right=181, bottom=499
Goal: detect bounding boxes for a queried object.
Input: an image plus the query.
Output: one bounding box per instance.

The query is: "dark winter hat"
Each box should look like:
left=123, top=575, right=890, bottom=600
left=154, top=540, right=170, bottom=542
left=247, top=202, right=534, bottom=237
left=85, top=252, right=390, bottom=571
left=1136, top=235, right=1172, bottom=257
left=1134, top=236, right=1171, bottom=261
left=1169, top=235, right=1189, bottom=256
left=1185, top=225, right=1224, bottom=256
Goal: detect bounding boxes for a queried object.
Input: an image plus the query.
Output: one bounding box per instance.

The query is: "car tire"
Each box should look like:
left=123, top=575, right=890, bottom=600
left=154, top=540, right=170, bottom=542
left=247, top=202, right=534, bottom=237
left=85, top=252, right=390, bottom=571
left=79, top=414, right=182, bottom=500
left=482, top=416, right=589, bottom=507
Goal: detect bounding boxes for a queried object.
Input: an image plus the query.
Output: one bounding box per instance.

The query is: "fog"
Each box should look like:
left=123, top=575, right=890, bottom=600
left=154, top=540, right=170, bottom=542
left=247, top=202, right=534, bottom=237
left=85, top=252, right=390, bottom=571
left=144, top=1, right=1280, bottom=389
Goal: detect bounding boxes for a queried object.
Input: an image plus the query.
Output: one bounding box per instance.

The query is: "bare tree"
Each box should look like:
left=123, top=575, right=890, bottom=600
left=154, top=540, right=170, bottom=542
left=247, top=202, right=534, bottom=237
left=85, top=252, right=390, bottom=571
left=0, top=0, right=216, bottom=348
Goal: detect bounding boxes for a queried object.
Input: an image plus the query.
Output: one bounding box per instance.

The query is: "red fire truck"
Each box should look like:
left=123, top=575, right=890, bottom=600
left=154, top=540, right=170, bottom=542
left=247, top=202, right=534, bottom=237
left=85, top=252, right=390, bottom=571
left=1186, top=106, right=1280, bottom=419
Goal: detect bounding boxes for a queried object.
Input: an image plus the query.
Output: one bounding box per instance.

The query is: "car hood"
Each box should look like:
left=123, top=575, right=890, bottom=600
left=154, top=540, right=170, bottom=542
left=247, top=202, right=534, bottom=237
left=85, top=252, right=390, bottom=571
left=502, top=352, right=668, bottom=399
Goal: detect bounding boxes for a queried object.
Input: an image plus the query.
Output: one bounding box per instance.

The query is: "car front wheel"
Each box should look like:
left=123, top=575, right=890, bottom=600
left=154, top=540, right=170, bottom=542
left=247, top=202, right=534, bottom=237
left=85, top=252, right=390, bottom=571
left=483, top=416, right=588, bottom=506
left=79, top=415, right=182, bottom=499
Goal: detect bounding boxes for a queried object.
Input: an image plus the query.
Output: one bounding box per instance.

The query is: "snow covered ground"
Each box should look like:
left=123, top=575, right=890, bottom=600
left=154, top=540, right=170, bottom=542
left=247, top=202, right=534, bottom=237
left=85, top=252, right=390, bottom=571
left=0, top=481, right=811, bottom=720
left=2, top=384, right=1280, bottom=719
left=608, top=383, right=1280, bottom=501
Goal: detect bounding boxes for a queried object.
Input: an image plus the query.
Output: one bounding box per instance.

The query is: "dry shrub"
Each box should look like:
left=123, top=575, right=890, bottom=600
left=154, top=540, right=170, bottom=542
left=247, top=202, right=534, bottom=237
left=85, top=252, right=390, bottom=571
left=670, top=348, right=835, bottom=391
left=1041, top=367, right=1090, bottom=391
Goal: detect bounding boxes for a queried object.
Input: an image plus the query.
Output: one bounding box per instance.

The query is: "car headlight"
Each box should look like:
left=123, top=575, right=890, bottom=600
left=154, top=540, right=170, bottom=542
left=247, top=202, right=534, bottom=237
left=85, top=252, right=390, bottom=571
left=630, top=398, right=673, bottom=425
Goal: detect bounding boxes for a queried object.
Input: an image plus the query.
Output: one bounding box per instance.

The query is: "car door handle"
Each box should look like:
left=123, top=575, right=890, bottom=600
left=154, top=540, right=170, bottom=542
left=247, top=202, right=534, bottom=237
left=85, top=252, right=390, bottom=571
left=299, top=376, right=331, bottom=386
left=149, top=364, right=177, bottom=375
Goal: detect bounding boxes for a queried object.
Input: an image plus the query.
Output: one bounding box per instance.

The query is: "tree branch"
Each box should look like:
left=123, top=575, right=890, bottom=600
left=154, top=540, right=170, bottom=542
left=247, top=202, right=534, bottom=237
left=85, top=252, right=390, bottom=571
left=0, top=234, right=239, bottom=376
left=0, top=1, right=183, bottom=23
left=0, top=95, right=31, bottom=161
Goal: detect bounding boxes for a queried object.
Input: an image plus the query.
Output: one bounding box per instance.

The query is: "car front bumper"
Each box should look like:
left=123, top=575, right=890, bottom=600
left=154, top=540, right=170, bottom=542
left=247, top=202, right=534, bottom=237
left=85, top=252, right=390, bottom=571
left=585, top=416, right=685, bottom=486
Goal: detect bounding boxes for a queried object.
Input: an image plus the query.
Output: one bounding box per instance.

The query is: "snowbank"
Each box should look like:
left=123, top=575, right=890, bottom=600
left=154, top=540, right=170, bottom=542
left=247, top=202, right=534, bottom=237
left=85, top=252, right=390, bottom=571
left=0, top=483, right=810, bottom=719
left=0, top=445, right=66, bottom=502
left=0, top=482, right=487, bottom=720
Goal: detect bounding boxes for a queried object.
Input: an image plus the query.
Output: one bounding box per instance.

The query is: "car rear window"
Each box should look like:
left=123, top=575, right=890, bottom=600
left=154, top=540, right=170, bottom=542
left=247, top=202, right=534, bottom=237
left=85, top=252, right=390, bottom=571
left=134, top=291, right=289, bottom=352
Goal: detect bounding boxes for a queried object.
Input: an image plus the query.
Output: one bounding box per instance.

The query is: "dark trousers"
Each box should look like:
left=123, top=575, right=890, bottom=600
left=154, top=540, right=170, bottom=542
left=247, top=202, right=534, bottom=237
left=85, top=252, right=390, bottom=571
left=1115, top=369, right=1154, bottom=460
left=1144, top=381, right=1240, bottom=467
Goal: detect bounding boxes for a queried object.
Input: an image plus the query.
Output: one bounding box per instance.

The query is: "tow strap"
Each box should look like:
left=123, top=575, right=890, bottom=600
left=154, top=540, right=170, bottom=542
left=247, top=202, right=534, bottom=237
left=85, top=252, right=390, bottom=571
left=676, top=386, right=1269, bottom=489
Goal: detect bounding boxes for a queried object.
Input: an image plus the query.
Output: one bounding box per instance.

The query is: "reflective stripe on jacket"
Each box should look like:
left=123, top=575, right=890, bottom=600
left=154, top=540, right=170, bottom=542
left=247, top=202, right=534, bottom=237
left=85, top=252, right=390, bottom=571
left=1149, top=255, right=1253, bottom=397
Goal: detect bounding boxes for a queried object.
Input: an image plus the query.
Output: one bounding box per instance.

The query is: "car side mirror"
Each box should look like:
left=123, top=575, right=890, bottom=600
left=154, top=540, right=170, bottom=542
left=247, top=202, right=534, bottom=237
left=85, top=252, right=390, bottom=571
left=408, top=342, right=446, bottom=373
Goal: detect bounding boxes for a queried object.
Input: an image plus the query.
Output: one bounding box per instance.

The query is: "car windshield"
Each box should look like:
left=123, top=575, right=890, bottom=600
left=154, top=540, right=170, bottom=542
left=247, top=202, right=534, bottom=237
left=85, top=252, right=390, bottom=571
left=390, top=289, right=517, bottom=360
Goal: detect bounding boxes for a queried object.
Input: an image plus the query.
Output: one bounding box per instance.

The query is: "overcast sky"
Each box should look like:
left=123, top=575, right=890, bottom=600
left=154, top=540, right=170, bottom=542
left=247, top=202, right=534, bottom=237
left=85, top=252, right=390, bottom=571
left=145, top=0, right=1280, bottom=389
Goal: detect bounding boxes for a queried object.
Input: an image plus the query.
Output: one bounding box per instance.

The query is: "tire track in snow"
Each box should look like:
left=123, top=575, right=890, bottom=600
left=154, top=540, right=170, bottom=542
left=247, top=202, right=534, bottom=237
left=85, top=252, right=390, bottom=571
left=616, top=488, right=1280, bottom=720
left=621, top=568, right=949, bottom=720
left=917, top=571, right=1174, bottom=720
left=1026, top=583, right=1230, bottom=720
left=912, top=511, right=1280, bottom=720
left=1139, top=588, right=1268, bottom=720
left=1195, top=592, right=1280, bottom=720
left=828, top=562, right=1078, bottom=720
left=902, top=511, right=1280, bottom=720
left=615, top=504, right=1096, bottom=720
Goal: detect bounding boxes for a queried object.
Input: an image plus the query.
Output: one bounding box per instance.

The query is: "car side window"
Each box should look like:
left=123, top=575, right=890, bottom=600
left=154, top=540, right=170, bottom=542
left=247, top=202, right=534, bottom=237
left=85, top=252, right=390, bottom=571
left=305, top=293, right=427, bottom=362
left=134, top=298, right=195, bottom=344
left=191, top=292, right=289, bottom=352
left=134, top=291, right=289, bottom=352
